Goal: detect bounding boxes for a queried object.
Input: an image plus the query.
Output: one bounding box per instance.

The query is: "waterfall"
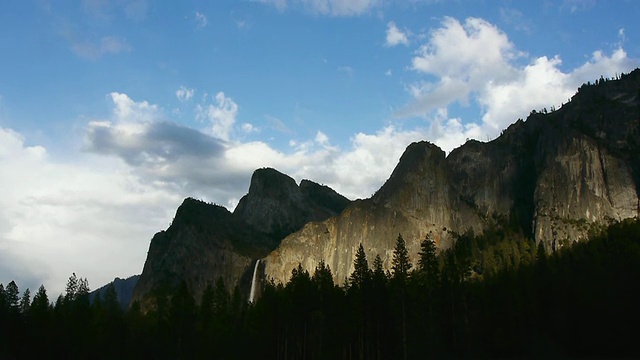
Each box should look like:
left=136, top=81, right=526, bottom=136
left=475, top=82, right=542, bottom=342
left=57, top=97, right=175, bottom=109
left=249, top=259, right=261, bottom=303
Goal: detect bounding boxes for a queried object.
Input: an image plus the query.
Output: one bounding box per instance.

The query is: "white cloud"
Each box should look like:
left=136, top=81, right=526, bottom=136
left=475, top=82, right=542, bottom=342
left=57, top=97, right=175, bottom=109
left=195, top=11, right=208, bottom=28
left=259, top=0, right=380, bottom=16
left=176, top=86, right=195, bottom=102
left=196, top=92, right=239, bottom=141
left=400, top=16, right=636, bottom=143
left=5, top=18, right=636, bottom=292
left=241, top=123, right=258, bottom=133
left=561, top=0, right=596, bottom=13
left=386, top=21, right=409, bottom=46
left=0, top=126, right=179, bottom=296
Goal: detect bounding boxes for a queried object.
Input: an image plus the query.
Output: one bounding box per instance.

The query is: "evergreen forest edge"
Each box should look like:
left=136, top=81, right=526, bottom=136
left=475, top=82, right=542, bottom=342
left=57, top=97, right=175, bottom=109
left=1, top=218, right=639, bottom=359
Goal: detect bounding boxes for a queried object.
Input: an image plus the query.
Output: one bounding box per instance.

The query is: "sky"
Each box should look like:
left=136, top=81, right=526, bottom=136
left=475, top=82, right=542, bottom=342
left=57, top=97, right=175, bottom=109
left=1, top=0, right=639, bottom=296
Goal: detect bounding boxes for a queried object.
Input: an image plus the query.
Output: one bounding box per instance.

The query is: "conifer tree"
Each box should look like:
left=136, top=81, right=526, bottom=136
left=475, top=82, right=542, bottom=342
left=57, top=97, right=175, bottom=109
left=31, top=285, right=49, bottom=317
left=372, top=255, right=386, bottom=286
left=313, top=260, right=334, bottom=292
left=391, top=234, right=412, bottom=360
left=5, top=281, right=20, bottom=312
left=65, top=273, right=78, bottom=302
left=350, top=244, right=371, bottom=289
left=418, top=237, right=439, bottom=287
left=392, top=234, right=412, bottom=283
left=0, top=283, right=5, bottom=312
left=19, top=288, right=31, bottom=314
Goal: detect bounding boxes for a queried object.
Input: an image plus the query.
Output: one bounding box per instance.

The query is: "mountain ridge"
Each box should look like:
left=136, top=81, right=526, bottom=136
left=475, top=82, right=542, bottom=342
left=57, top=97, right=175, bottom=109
left=262, top=69, right=640, bottom=286
left=132, top=69, right=640, bottom=305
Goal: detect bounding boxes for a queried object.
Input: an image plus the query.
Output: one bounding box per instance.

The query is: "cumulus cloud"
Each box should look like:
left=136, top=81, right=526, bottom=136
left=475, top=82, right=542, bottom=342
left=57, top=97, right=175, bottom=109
left=386, top=21, right=409, bottom=46
left=0, top=126, right=180, bottom=296
left=4, top=17, right=637, bottom=295
left=400, top=16, right=636, bottom=142
left=196, top=92, right=239, bottom=141
left=79, top=92, right=440, bottom=204
left=258, top=0, right=380, bottom=16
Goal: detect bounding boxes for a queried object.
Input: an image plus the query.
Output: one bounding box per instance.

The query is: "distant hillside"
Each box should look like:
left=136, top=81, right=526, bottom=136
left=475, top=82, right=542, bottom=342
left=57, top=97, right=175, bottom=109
left=90, top=275, right=140, bottom=309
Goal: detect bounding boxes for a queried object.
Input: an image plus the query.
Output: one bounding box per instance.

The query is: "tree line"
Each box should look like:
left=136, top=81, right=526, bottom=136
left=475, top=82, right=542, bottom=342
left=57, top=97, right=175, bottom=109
left=1, top=218, right=639, bottom=359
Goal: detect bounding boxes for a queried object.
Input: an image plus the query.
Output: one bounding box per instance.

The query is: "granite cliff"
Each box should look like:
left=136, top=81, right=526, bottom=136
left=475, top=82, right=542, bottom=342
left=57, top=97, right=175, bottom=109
left=131, top=170, right=350, bottom=307
left=262, top=70, right=640, bottom=286
left=133, top=70, right=640, bottom=303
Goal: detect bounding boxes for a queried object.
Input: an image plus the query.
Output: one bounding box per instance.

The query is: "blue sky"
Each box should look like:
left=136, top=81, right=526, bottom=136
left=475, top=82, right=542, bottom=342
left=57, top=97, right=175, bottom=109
left=1, top=0, right=638, bottom=295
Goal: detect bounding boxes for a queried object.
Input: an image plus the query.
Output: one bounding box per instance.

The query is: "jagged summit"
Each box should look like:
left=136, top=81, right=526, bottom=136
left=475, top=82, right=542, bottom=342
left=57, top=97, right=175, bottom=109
left=234, top=167, right=351, bottom=240
left=133, top=69, right=640, bottom=306
left=263, top=69, right=640, bottom=286
left=132, top=170, right=350, bottom=308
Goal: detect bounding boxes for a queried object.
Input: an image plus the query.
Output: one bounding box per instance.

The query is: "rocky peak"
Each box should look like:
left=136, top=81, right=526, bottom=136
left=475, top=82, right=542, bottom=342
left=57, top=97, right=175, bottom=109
left=234, top=167, right=350, bottom=240
left=262, top=69, right=640, bottom=287
left=299, top=179, right=351, bottom=217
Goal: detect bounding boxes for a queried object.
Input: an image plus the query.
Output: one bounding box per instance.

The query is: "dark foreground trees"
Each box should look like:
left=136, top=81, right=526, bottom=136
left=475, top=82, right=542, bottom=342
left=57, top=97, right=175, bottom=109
left=1, top=218, right=638, bottom=358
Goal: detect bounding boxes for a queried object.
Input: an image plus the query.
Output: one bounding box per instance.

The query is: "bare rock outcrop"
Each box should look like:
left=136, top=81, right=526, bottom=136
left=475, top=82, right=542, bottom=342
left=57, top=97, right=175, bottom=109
left=263, top=70, right=640, bottom=286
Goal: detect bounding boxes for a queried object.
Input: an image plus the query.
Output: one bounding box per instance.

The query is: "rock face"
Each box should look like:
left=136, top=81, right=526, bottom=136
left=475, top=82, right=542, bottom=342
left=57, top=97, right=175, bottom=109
left=131, top=170, right=351, bottom=307
left=133, top=70, right=640, bottom=303
left=234, top=168, right=351, bottom=240
left=263, top=70, right=640, bottom=286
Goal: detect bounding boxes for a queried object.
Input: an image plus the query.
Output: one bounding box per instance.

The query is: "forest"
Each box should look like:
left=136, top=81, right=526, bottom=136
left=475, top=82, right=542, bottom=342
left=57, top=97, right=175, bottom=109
left=1, top=218, right=638, bottom=359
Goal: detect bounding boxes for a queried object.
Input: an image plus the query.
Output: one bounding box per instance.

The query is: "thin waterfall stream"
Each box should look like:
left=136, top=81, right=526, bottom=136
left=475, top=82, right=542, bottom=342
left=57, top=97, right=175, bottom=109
left=249, top=259, right=261, bottom=303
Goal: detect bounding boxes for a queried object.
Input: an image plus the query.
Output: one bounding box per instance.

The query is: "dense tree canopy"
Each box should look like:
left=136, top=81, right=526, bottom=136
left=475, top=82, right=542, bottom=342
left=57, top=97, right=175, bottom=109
left=0, top=219, right=638, bottom=358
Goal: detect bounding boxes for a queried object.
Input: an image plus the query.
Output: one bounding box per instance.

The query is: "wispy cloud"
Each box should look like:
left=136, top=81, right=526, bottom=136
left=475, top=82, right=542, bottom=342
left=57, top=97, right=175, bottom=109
left=176, top=86, right=195, bottom=102
left=499, top=7, right=534, bottom=34
left=195, top=11, right=208, bottom=28
left=258, top=0, right=380, bottom=16
left=385, top=21, right=410, bottom=46
left=195, top=92, right=239, bottom=141
left=338, top=65, right=355, bottom=78
left=561, top=0, right=596, bottom=13
left=71, top=36, right=132, bottom=60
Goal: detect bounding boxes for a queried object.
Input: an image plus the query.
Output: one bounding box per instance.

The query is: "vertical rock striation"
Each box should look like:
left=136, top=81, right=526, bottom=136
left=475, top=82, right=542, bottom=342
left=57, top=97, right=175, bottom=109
left=263, top=70, right=640, bottom=286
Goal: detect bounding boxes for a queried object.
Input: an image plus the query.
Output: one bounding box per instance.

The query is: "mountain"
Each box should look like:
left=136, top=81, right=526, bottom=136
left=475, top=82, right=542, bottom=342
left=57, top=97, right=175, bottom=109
left=262, top=70, right=640, bottom=286
left=90, top=275, right=140, bottom=309
left=234, top=167, right=351, bottom=240
left=132, top=70, right=639, bottom=304
left=131, top=170, right=350, bottom=307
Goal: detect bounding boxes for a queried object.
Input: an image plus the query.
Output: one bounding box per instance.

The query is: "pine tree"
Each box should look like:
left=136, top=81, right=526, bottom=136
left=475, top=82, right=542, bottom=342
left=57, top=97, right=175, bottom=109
left=391, top=234, right=412, bottom=360
left=312, top=260, right=334, bottom=293
left=0, top=284, right=5, bottom=312
left=65, top=273, right=78, bottom=302
left=5, top=280, right=20, bottom=312
left=372, top=255, right=386, bottom=286
left=103, top=283, right=120, bottom=313
left=392, top=234, right=412, bottom=283
left=31, top=285, right=49, bottom=316
left=19, top=288, right=31, bottom=314
left=418, top=237, right=439, bottom=287
left=350, top=244, right=371, bottom=289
